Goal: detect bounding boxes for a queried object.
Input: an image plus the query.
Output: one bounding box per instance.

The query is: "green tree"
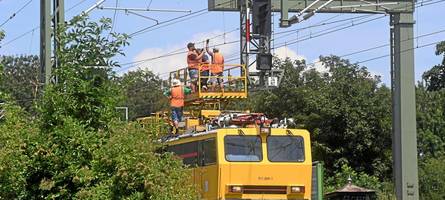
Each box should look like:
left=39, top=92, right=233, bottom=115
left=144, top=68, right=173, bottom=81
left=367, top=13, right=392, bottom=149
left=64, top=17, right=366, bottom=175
left=248, top=56, right=393, bottom=178
left=419, top=155, right=445, bottom=200
left=0, top=16, right=195, bottom=199
left=422, top=41, right=445, bottom=91
left=0, top=55, right=40, bottom=113
left=416, top=85, right=445, bottom=158
left=0, top=30, right=4, bottom=41
left=0, top=87, right=40, bottom=198
left=39, top=16, right=129, bottom=131
left=118, top=69, right=168, bottom=120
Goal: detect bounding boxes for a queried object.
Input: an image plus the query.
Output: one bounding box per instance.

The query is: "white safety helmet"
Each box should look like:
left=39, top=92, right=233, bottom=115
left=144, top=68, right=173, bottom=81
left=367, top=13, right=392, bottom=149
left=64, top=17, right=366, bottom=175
left=172, top=79, right=181, bottom=86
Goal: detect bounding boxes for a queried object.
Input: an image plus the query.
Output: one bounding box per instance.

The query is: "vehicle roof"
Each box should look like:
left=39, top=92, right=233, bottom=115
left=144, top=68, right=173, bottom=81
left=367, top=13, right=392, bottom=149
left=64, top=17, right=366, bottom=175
left=162, top=127, right=310, bottom=144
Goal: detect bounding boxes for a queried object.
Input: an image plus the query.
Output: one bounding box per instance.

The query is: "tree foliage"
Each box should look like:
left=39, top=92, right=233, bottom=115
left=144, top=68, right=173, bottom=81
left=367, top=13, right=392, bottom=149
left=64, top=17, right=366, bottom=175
left=422, top=41, right=445, bottom=91
left=419, top=155, right=445, bottom=200
left=0, top=30, right=4, bottom=41
left=0, top=55, right=40, bottom=113
left=0, top=16, right=195, bottom=199
left=117, top=69, right=168, bottom=120
left=416, top=85, right=445, bottom=158
left=246, top=56, right=392, bottom=179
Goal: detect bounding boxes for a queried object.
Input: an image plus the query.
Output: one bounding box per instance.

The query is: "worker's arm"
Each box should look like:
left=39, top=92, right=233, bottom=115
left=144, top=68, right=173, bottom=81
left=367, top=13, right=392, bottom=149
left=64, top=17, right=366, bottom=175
left=196, top=50, right=205, bottom=60
left=183, top=86, right=192, bottom=95
left=205, top=39, right=214, bottom=57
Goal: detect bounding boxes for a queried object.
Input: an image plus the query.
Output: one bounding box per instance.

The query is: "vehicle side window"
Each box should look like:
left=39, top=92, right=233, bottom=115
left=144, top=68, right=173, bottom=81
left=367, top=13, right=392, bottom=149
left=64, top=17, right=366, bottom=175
left=167, top=141, right=199, bottom=167
left=200, top=138, right=217, bottom=166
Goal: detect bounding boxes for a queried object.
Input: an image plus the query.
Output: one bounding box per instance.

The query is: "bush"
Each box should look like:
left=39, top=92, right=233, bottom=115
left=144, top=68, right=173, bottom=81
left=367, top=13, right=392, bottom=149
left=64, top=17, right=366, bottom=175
left=419, top=156, right=445, bottom=200
left=0, top=16, right=196, bottom=199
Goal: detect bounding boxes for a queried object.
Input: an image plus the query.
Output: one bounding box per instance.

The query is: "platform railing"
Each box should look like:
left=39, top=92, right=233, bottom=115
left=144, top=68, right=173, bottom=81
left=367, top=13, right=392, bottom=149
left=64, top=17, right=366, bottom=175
left=169, top=64, right=247, bottom=101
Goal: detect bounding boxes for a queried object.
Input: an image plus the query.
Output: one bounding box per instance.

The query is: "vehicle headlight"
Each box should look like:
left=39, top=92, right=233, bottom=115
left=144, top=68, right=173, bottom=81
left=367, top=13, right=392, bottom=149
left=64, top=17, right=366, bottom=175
left=290, top=186, right=305, bottom=193
left=229, top=185, right=243, bottom=193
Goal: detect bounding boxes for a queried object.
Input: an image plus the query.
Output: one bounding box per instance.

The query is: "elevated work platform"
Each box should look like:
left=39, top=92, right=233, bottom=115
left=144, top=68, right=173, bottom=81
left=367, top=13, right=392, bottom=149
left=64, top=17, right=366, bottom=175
left=169, top=64, right=247, bottom=105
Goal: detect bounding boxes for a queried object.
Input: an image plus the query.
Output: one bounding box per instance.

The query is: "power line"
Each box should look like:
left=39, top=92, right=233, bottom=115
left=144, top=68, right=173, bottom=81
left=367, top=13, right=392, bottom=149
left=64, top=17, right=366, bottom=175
left=356, top=40, right=443, bottom=64
left=119, top=28, right=240, bottom=67
left=117, top=40, right=239, bottom=72
left=129, top=0, right=234, bottom=37
left=0, top=0, right=33, bottom=28
left=0, top=0, right=93, bottom=49
left=109, top=0, right=119, bottom=38
left=122, top=0, right=445, bottom=69
left=129, top=8, right=208, bottom=37
left=274, top=14, right=371, bottom=36
left=146, top=0, right=153, bottom=9
left=200, top=0, right=444, bottom=67
left=226, top=27, right=445, bottom=69
left=66, top=0, right=89, bottom=13
left=0, top=26, right=38, bottom=48
left=120, top=15, right=381, bottom=68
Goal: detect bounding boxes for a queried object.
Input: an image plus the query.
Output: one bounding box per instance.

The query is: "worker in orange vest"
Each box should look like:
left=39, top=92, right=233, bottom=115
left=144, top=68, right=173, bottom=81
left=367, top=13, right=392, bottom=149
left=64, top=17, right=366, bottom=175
left=196, top=48, right=210, bottom=91
left=163, top=79, right=191, bottom=129
left=187, top=42, right=205, bottom=92
left=205, top=39, right=225, bottom=90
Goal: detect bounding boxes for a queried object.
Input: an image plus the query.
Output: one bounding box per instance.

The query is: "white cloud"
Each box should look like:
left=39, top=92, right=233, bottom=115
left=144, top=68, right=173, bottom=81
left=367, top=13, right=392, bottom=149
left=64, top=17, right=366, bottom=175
left=273, top=46, right=305, bottom=61
left=130, top=30, right=238, bottom=79
left=307, top=59, right=329, bottom=74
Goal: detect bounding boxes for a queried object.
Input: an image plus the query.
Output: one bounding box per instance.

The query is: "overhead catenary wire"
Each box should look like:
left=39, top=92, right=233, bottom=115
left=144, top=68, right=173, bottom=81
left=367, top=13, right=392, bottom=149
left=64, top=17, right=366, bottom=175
left=121, top=14, right=380, bottom=69
left=356, top=40, right=443, bottom=64
left=117, top=40, right=240, bottom=72
left=0, top=26, right=38, bottom=48
left=108, top=0, right=119, bottom=38
left=122, top=0, right=445, bottom=70
left=0, top=0, right=95, bottom=49
left=225, top=27, right=445, bottom=67
left=66, top=0, right=89, bottom=13
left=129, top=8, right=209, bottom=37
left=0, top=0, right=33, bottom=28
left=119, top=28, right=240, bottom=67
left=129, top=0, right=234, bottom=37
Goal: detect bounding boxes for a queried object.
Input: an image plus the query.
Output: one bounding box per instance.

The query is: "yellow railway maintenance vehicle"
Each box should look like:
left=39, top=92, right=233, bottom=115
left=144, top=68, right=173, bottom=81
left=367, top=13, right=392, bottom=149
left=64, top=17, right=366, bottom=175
left=164, top=124, right=313, bottom=200
left=147, top=64, right=323, bottom=199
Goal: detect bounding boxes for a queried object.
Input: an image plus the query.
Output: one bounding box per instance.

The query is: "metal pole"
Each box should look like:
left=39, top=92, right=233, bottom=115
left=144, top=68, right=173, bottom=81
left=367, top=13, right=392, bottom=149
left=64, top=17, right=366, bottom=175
left=40, top=0, right=51, bottom=85
left=240, top=0, right=249, bottom=76
left=54, top=0, right=64, bottom=82
left=280, top=0, right=289, bottom=27
left=390, top=12, right=419, bottom=200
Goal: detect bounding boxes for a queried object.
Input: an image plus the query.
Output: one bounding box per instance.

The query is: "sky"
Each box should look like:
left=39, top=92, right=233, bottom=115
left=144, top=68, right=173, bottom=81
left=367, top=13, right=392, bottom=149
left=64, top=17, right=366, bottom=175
left=0, top=0, right=444, bottom=86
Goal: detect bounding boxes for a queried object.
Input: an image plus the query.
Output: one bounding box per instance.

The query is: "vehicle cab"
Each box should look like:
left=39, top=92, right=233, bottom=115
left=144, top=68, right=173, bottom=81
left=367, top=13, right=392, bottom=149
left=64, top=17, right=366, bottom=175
left=165, top=127, right=312, bottom=200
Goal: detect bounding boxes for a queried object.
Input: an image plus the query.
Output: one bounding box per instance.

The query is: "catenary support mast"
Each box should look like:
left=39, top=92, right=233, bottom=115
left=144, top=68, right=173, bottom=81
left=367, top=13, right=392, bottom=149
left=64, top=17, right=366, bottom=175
left=390, top=12, right=419, bottom=200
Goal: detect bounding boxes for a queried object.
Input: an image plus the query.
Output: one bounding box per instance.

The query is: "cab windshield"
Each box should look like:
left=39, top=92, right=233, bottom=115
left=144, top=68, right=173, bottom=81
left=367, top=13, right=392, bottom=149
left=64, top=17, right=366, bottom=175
left=224, top=135, right=262, bottom=162
left=267, top=136, right=305, bottom=162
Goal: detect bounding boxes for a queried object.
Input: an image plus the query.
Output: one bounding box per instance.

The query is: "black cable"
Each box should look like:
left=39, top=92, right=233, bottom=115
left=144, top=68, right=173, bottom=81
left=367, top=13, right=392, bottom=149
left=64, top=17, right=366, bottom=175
left=129, top=0, right=234, bottom=37
left=0, top=0, right=93, bottom=49
left=119, top=29, right=240, bottom=67
left=109, top=0, right=119, bottom=38
left=0, top=26, right=38, bottom=48
left=356, top=40, right=442, bottom=64
left=129, top=8, right=208, bottom=37
left=66, top=0, right=89, bottom=13
left=0, top=0, right=33, bottom=28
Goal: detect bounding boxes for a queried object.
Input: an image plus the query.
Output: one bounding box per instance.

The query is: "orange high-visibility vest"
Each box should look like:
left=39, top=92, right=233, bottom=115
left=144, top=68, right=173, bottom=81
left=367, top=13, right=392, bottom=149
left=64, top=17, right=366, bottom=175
left=187, top=51, right=200, bottom=70
left=170, top=86, right=184, bottom=107
left=211, top=52, right=224, bottom=74
left=200, top=62, right=210, bottom=71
